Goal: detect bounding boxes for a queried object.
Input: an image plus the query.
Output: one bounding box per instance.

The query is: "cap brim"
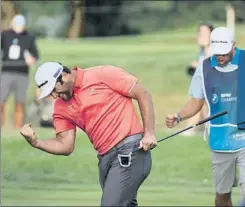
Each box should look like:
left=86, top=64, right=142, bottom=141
left=210, top=43, right=232, bottom=55
left=38, top=82, right=56, bottom=100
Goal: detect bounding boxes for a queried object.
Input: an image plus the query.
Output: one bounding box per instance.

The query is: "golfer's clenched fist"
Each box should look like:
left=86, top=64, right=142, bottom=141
left=165, top=114, right=179, bottom=128
left=20, top=124, right=38, bottom=147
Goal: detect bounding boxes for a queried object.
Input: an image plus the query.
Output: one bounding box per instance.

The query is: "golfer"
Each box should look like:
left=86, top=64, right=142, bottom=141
left=166, top=27, right=245, bottom=206
left=20, top=62, right=157, bottom=206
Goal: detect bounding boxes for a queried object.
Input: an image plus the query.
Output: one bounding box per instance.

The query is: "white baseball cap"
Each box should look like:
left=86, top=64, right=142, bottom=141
left=11, top=14, right=26, bottom=28
left=210, top=27, right=235, bottom=55
left=35, top=62, right=64, bottom=100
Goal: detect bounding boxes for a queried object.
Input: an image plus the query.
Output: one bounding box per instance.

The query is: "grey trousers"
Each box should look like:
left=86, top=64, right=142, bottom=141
left=98, top=133, right=152, bottom=206
left=0, top=72, right=29, bottom=104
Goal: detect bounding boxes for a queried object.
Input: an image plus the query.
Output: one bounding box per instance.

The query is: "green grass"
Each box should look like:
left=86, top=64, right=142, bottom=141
left=2, top=24, right=245, bottom=205
left=1, top=128, right=241, bottom=206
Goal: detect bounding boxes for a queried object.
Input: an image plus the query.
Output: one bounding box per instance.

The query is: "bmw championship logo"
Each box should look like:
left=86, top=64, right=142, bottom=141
left=212, top=94, right=218, bottom=104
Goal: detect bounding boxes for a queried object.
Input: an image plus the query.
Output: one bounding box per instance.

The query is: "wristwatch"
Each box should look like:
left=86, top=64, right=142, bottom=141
left=174, top=114, right=182, bottom=123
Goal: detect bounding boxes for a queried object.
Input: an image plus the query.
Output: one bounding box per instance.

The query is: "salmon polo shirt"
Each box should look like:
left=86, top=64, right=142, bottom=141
left=53, top=65, right=144, bottom=155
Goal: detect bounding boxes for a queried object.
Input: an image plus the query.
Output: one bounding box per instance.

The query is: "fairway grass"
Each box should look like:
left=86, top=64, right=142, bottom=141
left=1, top=128, right=241, bottom=206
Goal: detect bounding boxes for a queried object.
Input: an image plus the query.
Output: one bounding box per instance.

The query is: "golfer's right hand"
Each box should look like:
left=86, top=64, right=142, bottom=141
left=20, top=124, right=38, bottom=147
left=165, top=114, right=178, bottom=128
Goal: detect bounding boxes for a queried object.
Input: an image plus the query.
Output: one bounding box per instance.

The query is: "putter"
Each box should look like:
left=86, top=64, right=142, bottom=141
left=157, top=110, right=228, bottom=143
left=118, top=110, right=228, bottom=166
left=135, top=110, right=228, bottom=152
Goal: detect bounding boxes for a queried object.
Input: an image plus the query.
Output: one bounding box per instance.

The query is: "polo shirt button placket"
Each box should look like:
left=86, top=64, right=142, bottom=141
left=74, top=93, right=83, bottom=112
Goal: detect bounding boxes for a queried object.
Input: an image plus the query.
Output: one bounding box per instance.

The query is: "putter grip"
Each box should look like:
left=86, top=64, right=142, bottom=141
left=197, top=110, right=228, bottom=126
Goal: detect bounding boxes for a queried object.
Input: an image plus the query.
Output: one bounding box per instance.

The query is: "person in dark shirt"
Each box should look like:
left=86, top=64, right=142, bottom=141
left=1, top=14, right=39, bottom=129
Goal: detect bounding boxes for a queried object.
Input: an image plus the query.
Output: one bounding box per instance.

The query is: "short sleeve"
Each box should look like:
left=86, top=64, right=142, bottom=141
left=53, top=104, right=75, bottom=134
left=188, top=61, right=205, bottom=99
left=101, top=65, right=138, bottom=96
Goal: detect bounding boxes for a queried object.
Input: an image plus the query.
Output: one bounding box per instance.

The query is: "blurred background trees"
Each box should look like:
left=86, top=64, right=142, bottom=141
left=68, top=0, right=84, bottom=38
left=1, top=0, right=19, bottom=30
left=1, top=0, right=245, bottom=38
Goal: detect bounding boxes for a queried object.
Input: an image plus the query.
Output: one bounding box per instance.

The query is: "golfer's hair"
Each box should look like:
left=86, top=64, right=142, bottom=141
left=199, top=22, right=215, bottom=32
left=57, top=62, right=71, bottom=74
left=62, top=65, right=71, bottom=74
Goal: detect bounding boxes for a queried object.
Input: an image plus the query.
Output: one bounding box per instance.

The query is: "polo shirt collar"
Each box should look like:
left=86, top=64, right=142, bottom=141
left=73, top=67, right=84, bottom=89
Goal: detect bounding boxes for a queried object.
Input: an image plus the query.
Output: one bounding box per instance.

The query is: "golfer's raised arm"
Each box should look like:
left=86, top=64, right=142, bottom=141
left=21, top=101, right=77, bottom=156
left=33, top=107, right=78, bottom=155
left=20, top=123, right=76, bottom=156
left=35, top=129, right=76, bottom=155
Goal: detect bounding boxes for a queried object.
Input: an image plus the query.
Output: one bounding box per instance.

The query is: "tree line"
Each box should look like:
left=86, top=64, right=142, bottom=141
left=1, top=0, right=245, bottom=38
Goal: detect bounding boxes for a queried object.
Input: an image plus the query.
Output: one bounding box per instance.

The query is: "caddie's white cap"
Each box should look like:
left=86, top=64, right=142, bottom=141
left=210, top=27, right=235, bottom=55
left=35, top=62, right=64, bottom=100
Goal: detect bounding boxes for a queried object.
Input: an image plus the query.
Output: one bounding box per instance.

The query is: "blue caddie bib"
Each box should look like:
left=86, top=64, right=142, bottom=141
left=202, top=49, right=245, bottom=151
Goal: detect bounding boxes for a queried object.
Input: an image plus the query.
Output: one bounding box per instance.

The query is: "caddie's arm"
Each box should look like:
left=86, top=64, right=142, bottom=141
left=166, top=61, right=205, bottom=128
left=177, top=97, right=205, bottom=121
left=20, top=124, right=76, bottom=156
left=177, top=61, right=205, bottom=121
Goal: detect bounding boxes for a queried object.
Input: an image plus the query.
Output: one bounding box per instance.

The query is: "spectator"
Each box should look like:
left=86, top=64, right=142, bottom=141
left=187, top=22, right=214, bottom=76
left=1, top=14, right=39, bottom=129
left=183, top=22, right=214, bottom=137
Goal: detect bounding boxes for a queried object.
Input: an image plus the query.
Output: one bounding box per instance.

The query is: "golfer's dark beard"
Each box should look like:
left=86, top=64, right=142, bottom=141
left=61, top=84, right=73, bottom=100
left=59, top=91, right=72, bottom=101
left=65, top=92, right=72, bottom=100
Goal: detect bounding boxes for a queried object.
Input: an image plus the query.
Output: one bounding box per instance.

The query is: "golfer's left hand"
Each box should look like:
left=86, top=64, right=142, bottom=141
left=138, top=133, right=157, bottom=151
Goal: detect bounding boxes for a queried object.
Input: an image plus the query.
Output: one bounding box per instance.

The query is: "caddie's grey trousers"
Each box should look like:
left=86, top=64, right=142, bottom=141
left=98, top=133, right=152, bottom=206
